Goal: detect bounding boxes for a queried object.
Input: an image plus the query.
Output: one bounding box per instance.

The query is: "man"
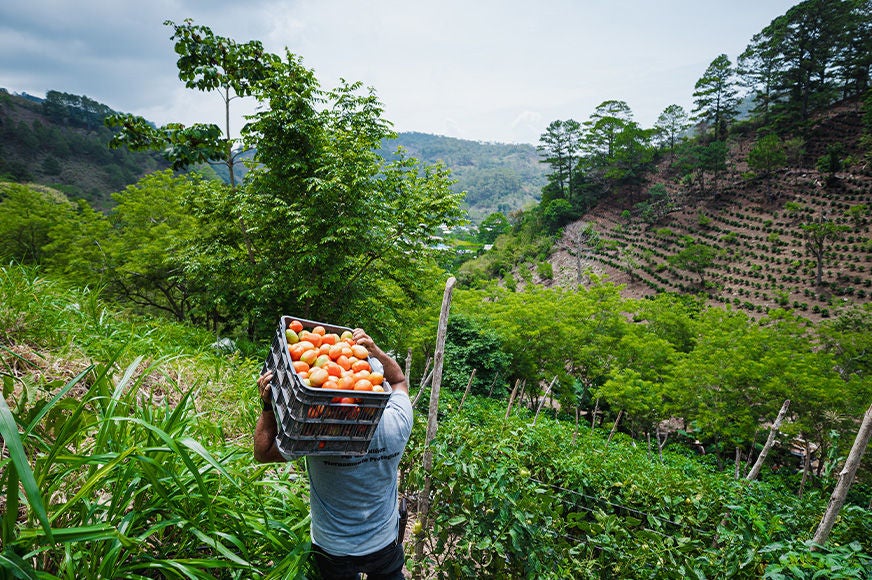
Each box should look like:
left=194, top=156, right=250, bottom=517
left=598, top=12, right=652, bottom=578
left=254, top=328, right=413, bottom=580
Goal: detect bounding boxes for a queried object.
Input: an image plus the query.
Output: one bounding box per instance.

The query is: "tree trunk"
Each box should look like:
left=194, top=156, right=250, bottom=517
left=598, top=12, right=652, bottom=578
left=799, top=439, right=812, bottom=498
left=404, top=348, right=412, bottom=386
left=459, top=369, right=477, bottom=409
left=747, top=400, right=790, bottom=481
left=812, top=402, right=872, bottom=549
left=414, top=277, right=455, bottom=572
left=734, top=446, right=742, bottom=480
left=591, top=398, right=600, bottom=430
left=573, top=407, right=580, bottom=445
left=646, top=431, right=652, bottom=461
left=656, top=427, right=669, bottom=462
left=606, top=409, right=623, bottom=448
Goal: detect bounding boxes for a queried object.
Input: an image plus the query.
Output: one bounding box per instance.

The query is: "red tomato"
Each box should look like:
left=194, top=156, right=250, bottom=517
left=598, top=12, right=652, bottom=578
left=289, top=320, right=304, bottom=333
left=308, top=367, right=329, bottom=387
left=353, top=379, right=373, bottom=391
left=351, top=359, right=371, bottom=373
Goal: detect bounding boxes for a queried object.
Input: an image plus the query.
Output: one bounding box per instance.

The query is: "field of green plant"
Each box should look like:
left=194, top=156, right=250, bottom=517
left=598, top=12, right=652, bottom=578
left=3, top=264, right=871, bottom=579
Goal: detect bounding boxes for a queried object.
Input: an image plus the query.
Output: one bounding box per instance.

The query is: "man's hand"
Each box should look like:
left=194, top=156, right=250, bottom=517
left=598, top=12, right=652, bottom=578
left=352, top=328, right=375, bottom=352
left=254, top=370, right=285, bottom=463
left=352, top=328, right=409, bottom=395
left=258, top=371, right=273, bottom=405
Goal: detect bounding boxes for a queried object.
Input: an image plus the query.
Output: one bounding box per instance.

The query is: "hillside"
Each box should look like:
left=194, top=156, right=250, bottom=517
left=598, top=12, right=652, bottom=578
left=0, top=88, right=545, bottom=221
left=543, top=99, right=872, bottom=322
left=0, top=89, right=170, bottom=210
left=382, top=132, right=546, bottom=223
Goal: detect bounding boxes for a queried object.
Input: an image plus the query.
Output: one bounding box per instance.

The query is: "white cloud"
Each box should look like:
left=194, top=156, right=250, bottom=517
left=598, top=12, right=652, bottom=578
left=1, top=0, right=801, bottom=144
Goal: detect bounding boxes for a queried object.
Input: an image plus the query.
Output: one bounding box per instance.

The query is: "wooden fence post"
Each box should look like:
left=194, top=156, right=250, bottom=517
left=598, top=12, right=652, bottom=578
left=812, top=402, right=872, bottom=549
left=414, top=277, right=456, bottom=571
left=533, top=376, right=558, bottom=426
left=504, top=379, right=520, bottom=420
left=746, top=399, right=790, bottom=481
left=606, top=409, right=623, bottom=448
left=459, top=369, right=476, bottom=409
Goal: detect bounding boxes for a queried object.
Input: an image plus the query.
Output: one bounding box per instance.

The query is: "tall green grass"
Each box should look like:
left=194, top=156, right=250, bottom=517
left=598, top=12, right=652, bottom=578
left=1, top=265, right=313, bottom=578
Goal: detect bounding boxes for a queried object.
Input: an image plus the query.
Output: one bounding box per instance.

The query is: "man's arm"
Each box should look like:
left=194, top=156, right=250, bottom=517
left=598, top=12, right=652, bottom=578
left=352, top=328, right=409, bottom=396
left=253, top=371, right=287, bottom=463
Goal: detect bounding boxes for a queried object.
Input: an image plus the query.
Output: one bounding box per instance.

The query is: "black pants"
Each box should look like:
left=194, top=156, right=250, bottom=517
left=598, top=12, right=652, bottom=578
left=312, top=540, right=405, bottom=580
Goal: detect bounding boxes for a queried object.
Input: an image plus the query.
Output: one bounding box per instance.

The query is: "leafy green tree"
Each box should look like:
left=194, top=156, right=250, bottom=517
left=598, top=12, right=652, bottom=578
left=775, top=0, right=853, bottom=121
left=596, top=326, right=677, bottom=438
left=537, top=119, right=583, bottom=201
left=669, top=308, right=779, bottom=467
left=105, top=171, right=206, bottom=321
left=802, top=219, right=850, bottom=286
left=539, top=198, right=574, bottom=233
left=107, top=19, right=279, bottom=185
left=581, top=100, right=653, bottom=185
left=692, top=54, right=740, bottom=140
left=633, top=293, right=702, bottom=353
left=105, top=21, right=465, bottom=340
left=442, top=315, right=513, bottom=397
left=453, top=283, right=625, bottom=413
left=653, top=104, right=690, bottom=161
left=816, top=143, right=844, bottom=184
left=747, top=133, right=788, bottom=179
left=0, top=182, right=75, bottom=264
left=477, top=212, right=511, bottom=244
left=699, top=140, right=728, bottom=192
left=668, top=239, right=719, bottom=286
left=42, top=200, right=115, bottom=286
left=738, top=29, right=784, bottom=124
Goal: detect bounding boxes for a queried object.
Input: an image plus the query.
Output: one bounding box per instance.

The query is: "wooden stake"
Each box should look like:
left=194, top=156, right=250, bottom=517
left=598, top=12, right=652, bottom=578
left=414, top=277, right=456, bottom=570
left=505, top=379, right=520, bottom=420
left=606, top=409, right=623, bottom=447
left=812, top=402, right=872, bottom=549
left=459, top=368, right=477, bottom=409
left=746, top=399, right=790, bottom=481
left=533, top=376, right=558, bottom=426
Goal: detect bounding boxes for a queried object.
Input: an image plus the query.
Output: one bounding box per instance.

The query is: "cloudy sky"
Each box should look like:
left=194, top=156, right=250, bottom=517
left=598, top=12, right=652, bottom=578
left=1, top=0, right=800, bottom=145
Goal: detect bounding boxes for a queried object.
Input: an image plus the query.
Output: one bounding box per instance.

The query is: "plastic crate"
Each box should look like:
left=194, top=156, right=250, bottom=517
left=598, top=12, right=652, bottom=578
left=262, top=315, right=392, bottom=457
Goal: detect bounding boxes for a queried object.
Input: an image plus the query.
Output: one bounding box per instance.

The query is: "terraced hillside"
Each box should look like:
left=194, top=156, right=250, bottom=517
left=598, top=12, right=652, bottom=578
left=547, top=100, right=872, bottom=322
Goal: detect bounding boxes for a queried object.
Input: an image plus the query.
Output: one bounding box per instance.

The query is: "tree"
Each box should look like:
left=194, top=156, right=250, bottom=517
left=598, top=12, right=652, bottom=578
left=653, top=104, right=690, bottom=161
left=105, top=171, right=206, bottom=321
left=692, top=54, right=740, bottom=140
left=668, top=239, right=718, bottom=286
left=442, top=315, right=512, bottom=398
left=477, top=212, right=511, bottom=244
left=669, top=308, right=779, bottom=468
left=774, top=0, right=852, bottom=121
left=0, top=182, right=75, bottom=264
left=537, top=119, right=583, bottom=201
left=802, top=219, right=850, bottom=287
left=106, top=21, right=465, bottom=340
left=107, top=19, right=279, bottom=185
left=737, top=30, right=784, bottom=124
left=747, top=133, right=788, bottom=180
left=582, top=100, right=653, bottom=185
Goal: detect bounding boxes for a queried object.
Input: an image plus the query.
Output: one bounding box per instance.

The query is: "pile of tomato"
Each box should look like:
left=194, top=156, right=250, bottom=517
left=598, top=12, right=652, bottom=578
left=285, top=319, right=386, bottom=406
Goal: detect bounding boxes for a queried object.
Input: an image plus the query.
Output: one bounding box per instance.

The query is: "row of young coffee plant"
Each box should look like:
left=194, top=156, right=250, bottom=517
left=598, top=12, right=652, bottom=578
left=1, top=265, right=315, bottom=578
left=401, top=393, right=872, bottom=579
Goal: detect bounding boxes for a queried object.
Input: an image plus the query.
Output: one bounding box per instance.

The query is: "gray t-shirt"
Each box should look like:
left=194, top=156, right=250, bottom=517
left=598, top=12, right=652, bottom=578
left=301, top=390, right=413, bottom=556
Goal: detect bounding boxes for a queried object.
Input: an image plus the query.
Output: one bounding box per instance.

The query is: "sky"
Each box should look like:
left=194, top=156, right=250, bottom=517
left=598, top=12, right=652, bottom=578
left=0, top=0, right=801, bottom=145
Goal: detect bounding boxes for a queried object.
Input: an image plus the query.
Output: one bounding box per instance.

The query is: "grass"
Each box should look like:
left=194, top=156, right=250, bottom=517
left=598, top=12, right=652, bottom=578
left=1, top=264, right=313, bottom=578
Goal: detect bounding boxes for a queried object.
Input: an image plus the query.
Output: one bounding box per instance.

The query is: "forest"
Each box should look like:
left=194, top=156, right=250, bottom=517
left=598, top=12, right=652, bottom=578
left=2, top=1, right=872, bottom=577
